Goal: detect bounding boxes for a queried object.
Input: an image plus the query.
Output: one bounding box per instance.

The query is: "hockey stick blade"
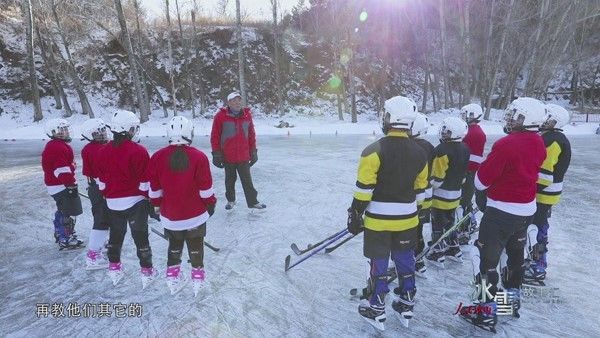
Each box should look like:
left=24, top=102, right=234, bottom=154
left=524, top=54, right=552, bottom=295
left=284, top=255, right=291, bottom=271
left=325, top=234, right=355, bottom=253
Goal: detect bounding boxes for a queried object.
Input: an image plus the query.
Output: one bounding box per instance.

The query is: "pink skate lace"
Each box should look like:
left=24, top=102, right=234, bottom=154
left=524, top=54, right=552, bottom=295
left=166, top=265, right=181, bottom=278
left=87, top=250, right=98, bottom=260
left=141, top=267, right=155, bottom=276
left=191, top=267, right=205, bottom=281
left=108, top=262, right=122, bottom=271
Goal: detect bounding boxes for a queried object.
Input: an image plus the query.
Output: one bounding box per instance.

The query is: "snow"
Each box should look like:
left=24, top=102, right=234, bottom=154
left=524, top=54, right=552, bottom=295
left=1, top=134, right=600, bottom=336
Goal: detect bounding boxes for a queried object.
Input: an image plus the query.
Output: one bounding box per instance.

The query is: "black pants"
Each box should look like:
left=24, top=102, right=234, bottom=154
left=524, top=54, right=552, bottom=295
left=363, top=227, right=418, bottom=258
left=224, top=162, right=258, bottom=207
left=476, top=207, right=532, bottom=298
left=52, top=188, right=83, bottom=217
left=107, top=200, right=152, bottom=268
left=431, top=208, right=457, bottom=241
left=460, top=171, right=476, bottom=214
left=165, top=225, right=206, bottom=268
left=87, top=183, right=109, bottom=231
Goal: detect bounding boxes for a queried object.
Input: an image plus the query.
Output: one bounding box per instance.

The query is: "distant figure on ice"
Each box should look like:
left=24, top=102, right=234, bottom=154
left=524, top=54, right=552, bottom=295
left=210, top=92, right=265, bottom=210
left=347, top=96, right=428, bottom=331
left=148, top=116, right=216, bottom=297
left=42, top=118, right=83, bottom=250
left=457, top=104, right=487, bottom=245
left=80, top=118, right=110, bottom=270
left=524, top=104, right=571, bottom=285
left=408, top=113, right=434, bottom=276
left=425, top=117, right=470, bottom=266
left=461, top=97, right=547, bottom=332
left=96, top=111, right=157, bottom=288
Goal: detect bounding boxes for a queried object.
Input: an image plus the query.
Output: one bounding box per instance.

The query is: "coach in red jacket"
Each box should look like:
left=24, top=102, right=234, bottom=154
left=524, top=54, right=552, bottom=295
left=211, top=92, right=265, bottom=210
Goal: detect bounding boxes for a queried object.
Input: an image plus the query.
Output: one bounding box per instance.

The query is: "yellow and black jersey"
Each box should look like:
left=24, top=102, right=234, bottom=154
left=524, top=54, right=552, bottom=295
left=430, top=141, right=470, bottom=210
left=414, top=138, right=435, bottom=210
left=537, top=130, right=571, bottom=205
left=353, top=131, right=429, bottom=232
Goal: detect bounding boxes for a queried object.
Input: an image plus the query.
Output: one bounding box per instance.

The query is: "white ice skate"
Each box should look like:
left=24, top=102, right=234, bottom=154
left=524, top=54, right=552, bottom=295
left=141, top=267, right=159, bottom=290
left=85, top=250, right=109, bottom=271
left=108, top=262, right=124, bottom=286
left=191, top=267, right=206, bottom=297
left=166, top=265, right=187, bottom=295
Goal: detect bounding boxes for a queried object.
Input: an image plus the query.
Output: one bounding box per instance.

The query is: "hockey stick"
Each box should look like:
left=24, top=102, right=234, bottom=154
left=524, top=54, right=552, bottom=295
left=415, top=207, right=479, bottom=262
left=290, top=228, right=347, bottom=255
left=285, top=229, right=349, bottom=272
left=150, top=226, right=220, bottom=252
left=324, top=233, right=356, bottom=253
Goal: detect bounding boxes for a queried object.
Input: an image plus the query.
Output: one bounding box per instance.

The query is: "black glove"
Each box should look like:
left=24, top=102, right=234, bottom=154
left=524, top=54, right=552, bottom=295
left=347, top=208, right=364, bottom=235
left=206, top=204, right=215, bottom=217
left=212, top=151, right=224, bottom=168
left=249, top=149, right=258, bottom=167
left=475, top=189, right=487, bottom=212
left=66, top=185, right=79, bottom=198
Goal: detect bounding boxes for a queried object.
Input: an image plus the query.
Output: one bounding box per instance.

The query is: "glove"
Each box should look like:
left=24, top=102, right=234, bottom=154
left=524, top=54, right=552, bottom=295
left=475, top=189, right=487, bottom=212
left=212, top=151, right=224, bottom=168
left=206, top=204, right=215, bottom=217
left=249, top=149, right=258, bottom=167
left=66, top=185, right=79, bottom=198
left=347, top=208, right=364, bottom=235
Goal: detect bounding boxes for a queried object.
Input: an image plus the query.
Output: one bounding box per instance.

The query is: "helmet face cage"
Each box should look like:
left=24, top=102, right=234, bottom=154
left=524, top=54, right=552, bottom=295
left=503, top=109, right=526, bottom=133
left=92, top=126, right=108, bottom=142
left=50, top=123, right=72, bottom=141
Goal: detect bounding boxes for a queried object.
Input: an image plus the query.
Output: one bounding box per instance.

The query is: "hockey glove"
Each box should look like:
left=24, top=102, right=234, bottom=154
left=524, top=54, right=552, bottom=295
left=249, top=149, right=258, bottom=167
left=206, top=203, right=215, bottom=217
left=212, top=151, right=224, bottom=168
left=475, top=189, right=487, bottom=212
left=347, top=208, right=364, bottom=235
left=66, top=185, right=79, bottom=198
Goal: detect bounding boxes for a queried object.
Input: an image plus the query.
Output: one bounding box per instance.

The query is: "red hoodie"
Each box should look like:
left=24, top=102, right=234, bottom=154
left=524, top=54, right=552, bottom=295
left=41, top=139, right=76, bottom=195
left=475, top=132, right=546, bottom=216
left=148, top=145, right=216, bottom=230
left=210, top=107, right=257, bottom=163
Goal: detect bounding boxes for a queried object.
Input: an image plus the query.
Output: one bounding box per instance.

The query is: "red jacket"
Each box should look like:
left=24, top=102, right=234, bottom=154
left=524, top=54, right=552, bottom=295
left=96, top=140, right=150, bottom=211
left=81, top=141, right=105, bottom=179
left=148, top=145, right=216, bottom=230
left=463, top=124, right=486, bottom=172
left=41, top=139, right=76, bottom=195
left=475, top=132, right=546, bottom=216
left=210, top=107, right=257, bottom=163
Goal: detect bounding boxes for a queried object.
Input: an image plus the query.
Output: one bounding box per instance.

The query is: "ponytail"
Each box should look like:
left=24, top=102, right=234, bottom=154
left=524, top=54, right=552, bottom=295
left=169, top=146, right=189, bottom=172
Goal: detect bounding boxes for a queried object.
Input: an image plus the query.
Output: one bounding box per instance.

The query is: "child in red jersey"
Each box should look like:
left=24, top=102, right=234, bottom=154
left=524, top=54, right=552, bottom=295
left=148, top=116, right=216, bottom=296
left=41, top=118, right=83, bottom=250
left=80, top=118, right=110, bottom=270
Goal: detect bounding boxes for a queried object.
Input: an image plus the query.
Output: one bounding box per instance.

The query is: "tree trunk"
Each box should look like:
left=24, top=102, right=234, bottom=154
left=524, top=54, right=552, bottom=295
left=191, top=1, right=206, bottom=116
left=484, top=0, right=515, bottom=120
left=51, top=0, right=93, bottom=117
left=113, top=0, right=150, bottom=122
left=439, top=0, right=450, bottom=108
left=165, top=0, right=177, bottom=116
left=422, top=67, right=429, bottom=113
left=236, top=0, right=247, bottom=104
left=132, top=0, right=151, bottom=116
left=175, top=0, right=196, bottom=117
left=461, top=0, right=471, bottom=106
left=271, top=0, right=283, bottom=115
left=524, top=0, right=547, bottom=96
left=481, top=0, right=495, bottom=109
left=34, top=26, right=62, bottom=110
left=23, top=0, right=43, bottom=121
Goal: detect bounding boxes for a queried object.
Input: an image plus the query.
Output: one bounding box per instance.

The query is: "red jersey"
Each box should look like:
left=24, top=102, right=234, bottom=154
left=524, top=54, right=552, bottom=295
left=210, top=107, right=257, bottom=163
left=475, top=132, right=546, bottom=216
left=81, top=141, right=105, bottom=179
left=41, top=139, right=76, bottom=195
left=97, top=139, right=150, bottom=211
left=463, top=123, right=486, bottom=172
left=148, top=145, right=216, bottom=231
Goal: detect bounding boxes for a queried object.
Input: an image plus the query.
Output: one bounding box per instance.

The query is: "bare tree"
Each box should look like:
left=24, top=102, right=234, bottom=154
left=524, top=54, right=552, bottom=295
left=270, top=0, right=283, bottom=114
left=114, top=0, right=151, bottom=122
left=235, top=0, right=247, bottom=104
left=217, top=0, right=229, bottom=18
left=165, top=0, right=177, bottom=115
left=439, top=0, right=450, bottom=108
left=191, top=0, right=206, bottom=116
left=132, top=0, right=151, bottom=115
left=22, top=0, right=43, bottom=121
left=175, top=0, right=196, bottom=117
left=50, top=0, right=94, bottom=117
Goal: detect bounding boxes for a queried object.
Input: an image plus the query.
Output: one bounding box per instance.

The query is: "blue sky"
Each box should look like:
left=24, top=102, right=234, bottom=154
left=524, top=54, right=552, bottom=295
left=139, top=0, right=303, bottom=21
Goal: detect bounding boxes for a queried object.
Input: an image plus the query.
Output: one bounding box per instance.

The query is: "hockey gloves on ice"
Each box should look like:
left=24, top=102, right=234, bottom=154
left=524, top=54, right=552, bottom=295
left=66, top=185, right=79, bottom=198
left=212, top=151, right=224, bottom=168
left=250, top=149, right=258, bottom=167
left=206, top=203, right=215, bottom=217
left=347, top=208, right=365, bottom=235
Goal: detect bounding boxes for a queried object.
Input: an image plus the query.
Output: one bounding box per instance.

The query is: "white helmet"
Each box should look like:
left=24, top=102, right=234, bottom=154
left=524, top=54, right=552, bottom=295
left=45, top=118, right=72, bottom=141
left=541, top=104, right=570, bottom=130
left=110, top=110, right=140, bottom=140
left=81, top=118, right=108, bottom=142
left=411, top=113, right=429, bottom=138
left=503, top=97, right=546, bottom=133
left=382, top=96, right=418, bottom=133
left=460, top=103, right=483, bottom=123
left=439, top=116, right=468, bottom=142
left=167, top=116, right=194, bottom=145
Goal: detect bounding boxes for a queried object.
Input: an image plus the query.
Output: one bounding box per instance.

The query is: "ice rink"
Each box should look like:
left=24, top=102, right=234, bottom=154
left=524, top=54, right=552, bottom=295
left=1, top=134, right=599, bottom=337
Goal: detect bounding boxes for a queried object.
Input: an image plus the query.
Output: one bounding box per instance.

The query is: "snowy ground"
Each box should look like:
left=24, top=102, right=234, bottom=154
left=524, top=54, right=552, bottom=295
left=1, top=134, right=599, bottom=337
